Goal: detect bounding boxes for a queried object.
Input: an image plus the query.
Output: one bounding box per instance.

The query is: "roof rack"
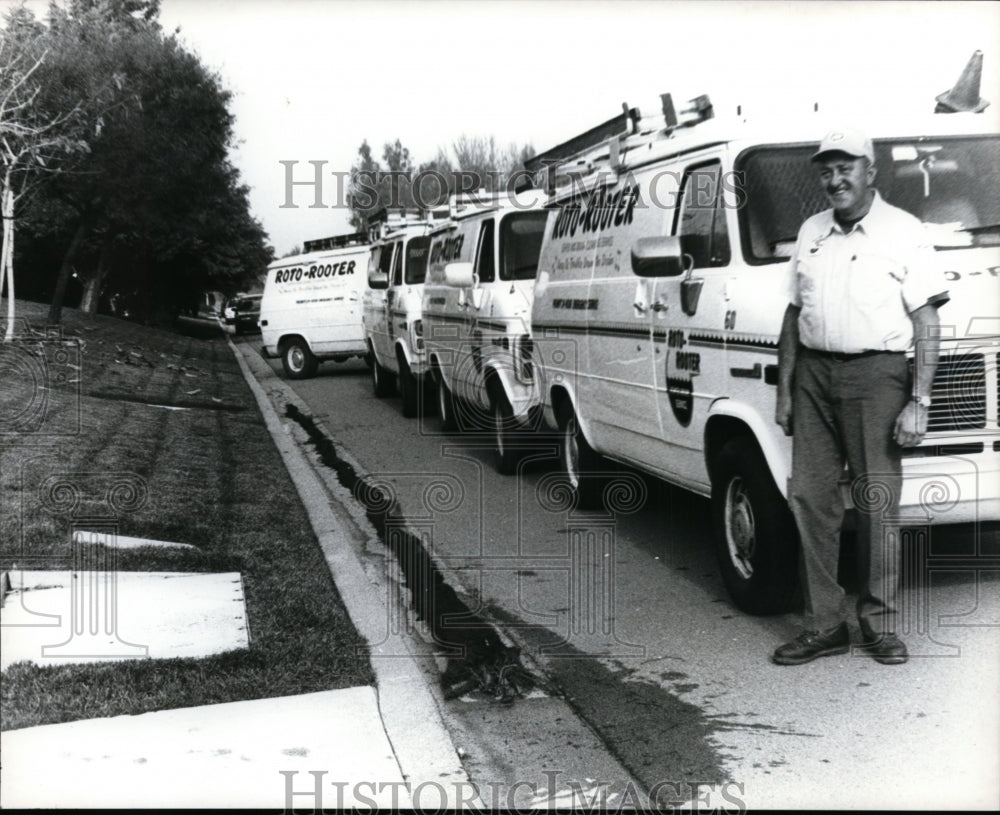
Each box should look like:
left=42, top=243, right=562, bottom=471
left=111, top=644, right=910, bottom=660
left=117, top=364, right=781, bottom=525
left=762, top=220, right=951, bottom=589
left=448, top=187, right=544, bottom=218
left=302, top=232, right=369, bottom=253
left=366, top=206, right=449, bottom=242
left=525, top=93, right=715, bottom=193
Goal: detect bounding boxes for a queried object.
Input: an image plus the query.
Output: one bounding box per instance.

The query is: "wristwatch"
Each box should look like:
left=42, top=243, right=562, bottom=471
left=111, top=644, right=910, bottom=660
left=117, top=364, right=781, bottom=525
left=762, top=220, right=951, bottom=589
left=912, top=394, right=932, bottom=408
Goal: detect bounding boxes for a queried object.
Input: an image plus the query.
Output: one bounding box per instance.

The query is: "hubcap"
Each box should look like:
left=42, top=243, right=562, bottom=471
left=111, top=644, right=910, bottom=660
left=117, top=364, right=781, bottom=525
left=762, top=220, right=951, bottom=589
left=724, top=476, right=755, bottom=579
left=289, top=346, right=304, bottom=371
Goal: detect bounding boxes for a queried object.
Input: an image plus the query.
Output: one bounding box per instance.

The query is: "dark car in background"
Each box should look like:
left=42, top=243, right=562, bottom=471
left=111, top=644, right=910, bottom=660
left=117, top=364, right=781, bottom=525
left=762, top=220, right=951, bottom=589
left=233, top=294, right=262, bottom=335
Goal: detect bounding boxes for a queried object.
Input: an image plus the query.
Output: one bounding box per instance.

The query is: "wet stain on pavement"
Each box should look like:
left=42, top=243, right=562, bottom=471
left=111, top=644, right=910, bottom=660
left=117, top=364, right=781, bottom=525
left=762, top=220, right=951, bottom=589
left=482, top=604, right=730, bottom=792
left=286, top=404, right=537, bottom=702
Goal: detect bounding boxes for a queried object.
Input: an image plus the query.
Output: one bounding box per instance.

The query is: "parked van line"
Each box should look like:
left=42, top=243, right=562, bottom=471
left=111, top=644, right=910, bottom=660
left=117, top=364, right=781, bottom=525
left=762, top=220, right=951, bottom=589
left=260, top=234, right=371, bottom=379
left=525, top=96, right=999, bottom=614
left=421, top=190, right=551, bottom=473
left=363, top=208, right=449, bottom=417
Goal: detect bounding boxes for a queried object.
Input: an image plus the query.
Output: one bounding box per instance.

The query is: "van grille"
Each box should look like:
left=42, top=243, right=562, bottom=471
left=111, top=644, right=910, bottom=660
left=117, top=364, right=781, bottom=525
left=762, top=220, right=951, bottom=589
left=919, top=352, right=986, bottom=433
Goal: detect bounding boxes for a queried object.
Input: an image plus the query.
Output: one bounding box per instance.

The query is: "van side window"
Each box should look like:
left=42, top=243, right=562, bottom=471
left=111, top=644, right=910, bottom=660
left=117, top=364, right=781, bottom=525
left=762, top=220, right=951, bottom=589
left=405, top=236, right=431, bottom=285
left=475, top=220, right=496, bottom=283
left=378, top=243, right=395, bottom=280
left=499, top=210, right=549, bottom=280
left=675, top=161, right=731, bottom=268
left=391, top=241, right=403, bottom=286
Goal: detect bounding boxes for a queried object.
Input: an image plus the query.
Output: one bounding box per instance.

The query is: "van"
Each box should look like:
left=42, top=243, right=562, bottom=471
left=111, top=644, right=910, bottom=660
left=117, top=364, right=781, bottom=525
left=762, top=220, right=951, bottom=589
left=362, top=208, right=448, bottom=416
left=260, top=233, right=371, bottom=378
left=422, top=190, right=550, bottom=472
left=528, top=93, right=1000, bottom=613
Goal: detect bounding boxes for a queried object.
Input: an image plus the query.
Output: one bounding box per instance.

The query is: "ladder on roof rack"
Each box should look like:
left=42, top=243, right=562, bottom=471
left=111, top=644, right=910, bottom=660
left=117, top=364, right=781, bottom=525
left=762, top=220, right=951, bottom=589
left=524, top=93, right=714, bottom=191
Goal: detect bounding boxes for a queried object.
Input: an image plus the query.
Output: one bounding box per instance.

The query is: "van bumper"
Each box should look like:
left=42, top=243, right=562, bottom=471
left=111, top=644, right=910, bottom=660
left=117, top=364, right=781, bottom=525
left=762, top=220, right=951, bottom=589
left=897, top=450, right=1000, bottom=525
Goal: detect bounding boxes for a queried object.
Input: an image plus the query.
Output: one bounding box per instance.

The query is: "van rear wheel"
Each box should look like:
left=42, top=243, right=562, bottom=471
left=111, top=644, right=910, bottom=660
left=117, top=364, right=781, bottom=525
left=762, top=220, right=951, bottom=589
left=559, top=408, right=604, bottom=509
left=711, top=437, right=799, bottom=614
left=371, top=350, right=395, bottom=398
left=281, top=338, right=318, bottom=379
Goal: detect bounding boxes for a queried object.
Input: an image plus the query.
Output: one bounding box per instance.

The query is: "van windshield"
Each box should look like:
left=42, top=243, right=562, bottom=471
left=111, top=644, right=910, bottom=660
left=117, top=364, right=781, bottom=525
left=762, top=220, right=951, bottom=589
left=499, top=210, right=549, bottom=280
left=405, top=236, right=431, bottom=284
left=736, top=134, right=1000, bottom=263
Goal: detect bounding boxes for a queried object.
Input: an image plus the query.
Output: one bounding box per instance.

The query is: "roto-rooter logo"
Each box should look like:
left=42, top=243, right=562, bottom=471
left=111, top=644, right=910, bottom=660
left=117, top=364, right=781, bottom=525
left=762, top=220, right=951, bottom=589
left=551, top=184, right=640, bottom=240
left=274, top=260, right=357, bottom=283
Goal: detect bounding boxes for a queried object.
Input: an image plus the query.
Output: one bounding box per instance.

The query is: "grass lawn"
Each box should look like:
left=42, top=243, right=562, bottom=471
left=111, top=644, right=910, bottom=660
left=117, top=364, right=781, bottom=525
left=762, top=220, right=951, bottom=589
left=1, top=300, right=374, bottom=731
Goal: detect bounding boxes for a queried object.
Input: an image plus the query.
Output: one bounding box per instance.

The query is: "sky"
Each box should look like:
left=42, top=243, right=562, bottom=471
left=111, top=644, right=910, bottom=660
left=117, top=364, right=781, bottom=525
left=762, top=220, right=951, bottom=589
left=17, top=0, right=1000, bottom=257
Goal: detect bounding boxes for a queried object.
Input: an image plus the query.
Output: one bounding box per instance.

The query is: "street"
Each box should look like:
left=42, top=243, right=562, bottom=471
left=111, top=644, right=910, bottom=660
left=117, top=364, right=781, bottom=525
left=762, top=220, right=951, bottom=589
left=258, top=348, right=999, bottom=810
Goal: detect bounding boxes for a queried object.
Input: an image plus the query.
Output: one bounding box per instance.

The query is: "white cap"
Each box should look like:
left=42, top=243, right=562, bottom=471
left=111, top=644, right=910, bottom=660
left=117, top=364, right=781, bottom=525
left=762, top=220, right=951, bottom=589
left=811, top=127, right=875, bottom=163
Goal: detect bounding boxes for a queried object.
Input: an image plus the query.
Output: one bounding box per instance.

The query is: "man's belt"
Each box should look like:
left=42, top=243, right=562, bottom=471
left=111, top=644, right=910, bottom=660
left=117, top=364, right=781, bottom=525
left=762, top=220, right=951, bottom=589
left=802, top=347, right=904, bottom=362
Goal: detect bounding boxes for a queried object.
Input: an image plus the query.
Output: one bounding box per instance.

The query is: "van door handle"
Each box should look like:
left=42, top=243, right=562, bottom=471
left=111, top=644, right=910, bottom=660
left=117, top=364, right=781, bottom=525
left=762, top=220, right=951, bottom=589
left=651, top=300, right=668, bottom=312
left=633, top=301, right=647, bottom=313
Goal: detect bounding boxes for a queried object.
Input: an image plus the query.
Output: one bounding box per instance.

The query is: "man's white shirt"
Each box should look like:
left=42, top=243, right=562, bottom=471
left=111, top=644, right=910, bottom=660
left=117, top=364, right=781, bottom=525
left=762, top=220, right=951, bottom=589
left=784, top=192, right=949, bottom=354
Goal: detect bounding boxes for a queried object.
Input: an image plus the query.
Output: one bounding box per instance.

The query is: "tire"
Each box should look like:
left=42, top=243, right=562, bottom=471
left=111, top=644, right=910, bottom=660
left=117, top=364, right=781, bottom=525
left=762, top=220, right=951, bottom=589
left=711, top=437, right=799, bottom=615
left=371, top=348, right=395, bottom=398
left=281, top=338, right=318, bottom=379
left=490, top=388, right=520, bottom=475
left=436, top=373, right=458, bottom=432
left=398, top=359, right=419, bottom=418
left=559, top=407, right=604, bottom=509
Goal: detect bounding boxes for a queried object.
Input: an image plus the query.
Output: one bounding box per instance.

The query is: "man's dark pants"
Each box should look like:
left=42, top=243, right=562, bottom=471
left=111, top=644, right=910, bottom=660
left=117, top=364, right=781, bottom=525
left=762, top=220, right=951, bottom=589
left=788, top=347, right=911, bottom=638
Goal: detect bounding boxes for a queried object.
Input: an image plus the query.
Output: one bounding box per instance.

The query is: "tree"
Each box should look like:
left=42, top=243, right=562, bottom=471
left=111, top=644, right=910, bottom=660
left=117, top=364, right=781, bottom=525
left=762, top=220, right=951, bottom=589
left=0, top=7, right=91, bottom=339
left=4, top=0, right=271, bottom=325
left=345, top=135, right=535, bottom=230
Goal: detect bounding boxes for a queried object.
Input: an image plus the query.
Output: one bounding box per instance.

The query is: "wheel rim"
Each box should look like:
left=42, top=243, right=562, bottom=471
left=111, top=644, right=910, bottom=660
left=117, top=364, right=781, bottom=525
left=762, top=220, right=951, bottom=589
left=563, top=416, right=580, bottom=490
left=724, top=476, right=755, bottom=579
left=289, top=346, right=304, bottom=372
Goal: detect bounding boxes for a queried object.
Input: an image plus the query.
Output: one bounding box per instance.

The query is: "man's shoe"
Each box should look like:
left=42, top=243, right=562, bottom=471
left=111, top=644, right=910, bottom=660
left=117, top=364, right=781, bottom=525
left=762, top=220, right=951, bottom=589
left=772, top=622, right=850, bottom=665
left=859, top=633, right=908, bottom=665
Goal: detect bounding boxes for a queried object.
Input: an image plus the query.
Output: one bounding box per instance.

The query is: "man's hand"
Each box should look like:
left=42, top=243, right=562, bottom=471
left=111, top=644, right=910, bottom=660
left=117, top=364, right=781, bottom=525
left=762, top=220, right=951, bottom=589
left=775, top=392, right=793, bottom=436
left=894, top=400, right=928, bottom=447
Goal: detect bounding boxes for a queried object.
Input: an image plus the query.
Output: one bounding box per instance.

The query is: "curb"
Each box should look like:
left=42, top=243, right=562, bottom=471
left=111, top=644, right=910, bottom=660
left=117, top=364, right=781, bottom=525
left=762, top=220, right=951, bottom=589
left=227, top=339, right=472, bottom=802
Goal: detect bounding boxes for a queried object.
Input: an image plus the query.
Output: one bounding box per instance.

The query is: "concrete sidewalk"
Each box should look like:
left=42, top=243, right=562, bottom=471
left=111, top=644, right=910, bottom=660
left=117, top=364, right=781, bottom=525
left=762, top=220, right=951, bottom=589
left=1, top=336, right=471, bottom=810
left=1, top=688, right=410, bottom=809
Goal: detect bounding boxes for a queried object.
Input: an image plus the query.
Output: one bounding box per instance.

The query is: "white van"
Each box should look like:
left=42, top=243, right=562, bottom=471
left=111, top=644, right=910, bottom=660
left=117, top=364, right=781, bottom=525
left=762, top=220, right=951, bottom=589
left=260, top=234, right=371, bottom=378
left=529, top=94, right=1000, bottom=613
left=422, top=190, right=550, bottom=472
left=362, top=209, right=448, bottom=416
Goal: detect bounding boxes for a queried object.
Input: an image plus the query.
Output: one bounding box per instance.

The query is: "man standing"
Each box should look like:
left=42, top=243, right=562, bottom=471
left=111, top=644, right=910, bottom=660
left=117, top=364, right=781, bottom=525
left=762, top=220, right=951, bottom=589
left=773, top=127, right=948, bottom=666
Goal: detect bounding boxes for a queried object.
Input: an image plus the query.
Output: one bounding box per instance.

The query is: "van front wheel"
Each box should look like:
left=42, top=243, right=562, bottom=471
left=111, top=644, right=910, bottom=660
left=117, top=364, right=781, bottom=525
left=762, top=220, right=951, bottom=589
left=559, top=408, right=604, bottom=510
left=371, top=351, right=395, bottom=398
left=490, top=390, right=520, bottom=475
left=398, top=360, right=420, bottom=418
left=436, top=375, right=458, bottom=432
left=281, top=338, right=318, bottom=379
left=711, top=437, right=799, bottom=615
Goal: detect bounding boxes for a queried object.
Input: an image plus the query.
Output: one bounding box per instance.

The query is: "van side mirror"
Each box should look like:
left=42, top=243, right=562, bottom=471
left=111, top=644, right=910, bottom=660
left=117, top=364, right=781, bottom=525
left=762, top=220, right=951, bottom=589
left=443, top=262, right=475, bottom=287
left=368, top=268, right=389, bottom=290
left=631, top=236, right=685, bottom=277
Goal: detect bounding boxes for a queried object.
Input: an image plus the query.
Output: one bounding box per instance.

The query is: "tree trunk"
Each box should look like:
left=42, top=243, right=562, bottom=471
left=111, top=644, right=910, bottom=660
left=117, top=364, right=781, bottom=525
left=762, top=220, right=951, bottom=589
left=2, top=187, right=16, bottom=342
left=79, top=239, right=113, bottom=315
left=47, top=219, right=88, bottom=325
